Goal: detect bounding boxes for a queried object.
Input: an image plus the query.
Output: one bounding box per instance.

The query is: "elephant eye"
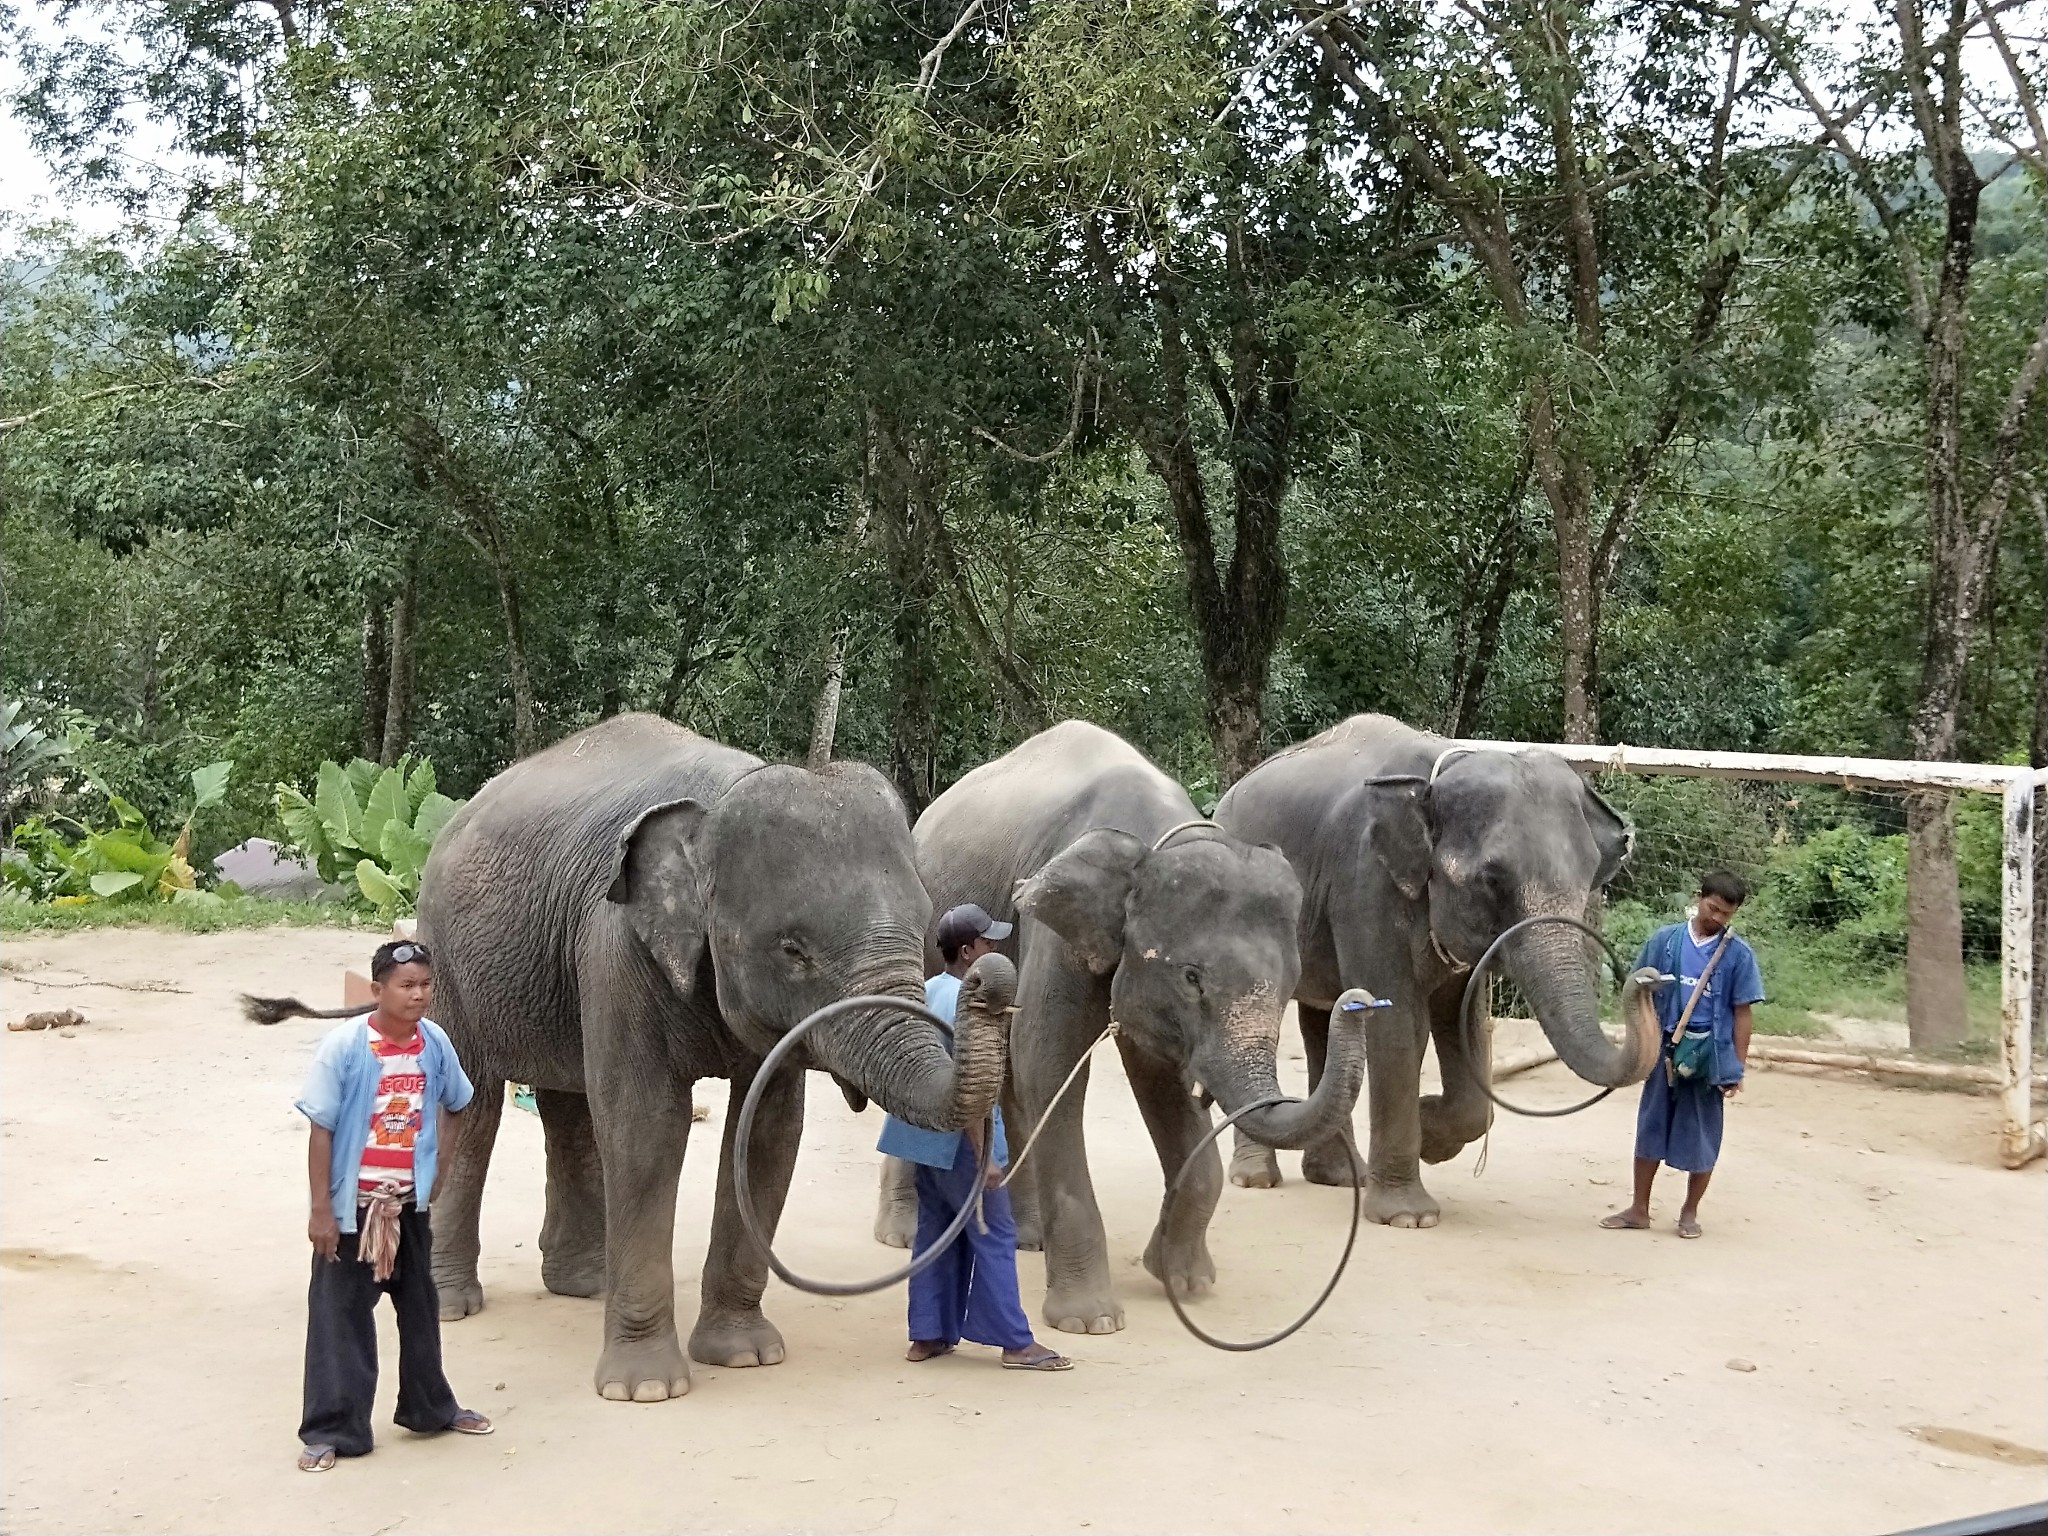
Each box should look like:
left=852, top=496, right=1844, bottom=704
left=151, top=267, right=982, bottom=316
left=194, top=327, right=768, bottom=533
left=1181, top=965, right=1203, bottom=992
left=778, top=937, right=812, bottom=968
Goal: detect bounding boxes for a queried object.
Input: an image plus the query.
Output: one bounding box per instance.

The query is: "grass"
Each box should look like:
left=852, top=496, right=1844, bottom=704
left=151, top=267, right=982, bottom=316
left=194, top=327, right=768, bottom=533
left=1744, top=936, right=2003, bottom=1058
left=0, top=896, right=379, bottom=937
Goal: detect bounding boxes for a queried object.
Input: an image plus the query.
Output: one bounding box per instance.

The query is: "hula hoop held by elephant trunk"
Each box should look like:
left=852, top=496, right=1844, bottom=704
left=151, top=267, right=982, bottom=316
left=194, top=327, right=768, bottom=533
left=875, top=720, right=1367, bottom=1338
left=1214, top=714, right=1659, bottom=1228
left=413, top=713, right=1009, bottom=1404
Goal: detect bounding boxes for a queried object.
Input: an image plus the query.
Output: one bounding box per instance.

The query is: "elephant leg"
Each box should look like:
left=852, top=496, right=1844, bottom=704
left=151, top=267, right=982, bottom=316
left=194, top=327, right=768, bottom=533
left=1124, top=1038, right=1218, bottom=1301
left=690, top=1057, right=802, bottom=1369
left=1420, top=982, right=1493, bottom=1164
left=536, top=1089, right=606, bottom=1298
left=587, top=1023, right=695, bottom=1402
left=1358, top=1002, right=1440, bottom=1228
left=429, top=1072, right=503, bottom=1321
left=1001, top=1079, right=1043, bottom=1251
left=873, top=1155, right=919, bottom=1249
left=1018, top=962, right=1122, bottom=1336
left=1295, top=1004, right=1366, bottom=1187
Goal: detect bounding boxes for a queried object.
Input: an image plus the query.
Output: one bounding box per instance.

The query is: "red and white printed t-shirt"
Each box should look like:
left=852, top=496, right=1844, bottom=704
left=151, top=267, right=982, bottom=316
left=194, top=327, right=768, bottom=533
left=358, top=1023, right=426, bottom=1199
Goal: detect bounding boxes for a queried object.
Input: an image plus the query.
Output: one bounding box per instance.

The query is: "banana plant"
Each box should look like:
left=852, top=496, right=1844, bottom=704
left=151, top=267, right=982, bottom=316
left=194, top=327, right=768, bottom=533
left=274, top=755, right=462, bottom=917
left=2, top=759, right=233, bottom=907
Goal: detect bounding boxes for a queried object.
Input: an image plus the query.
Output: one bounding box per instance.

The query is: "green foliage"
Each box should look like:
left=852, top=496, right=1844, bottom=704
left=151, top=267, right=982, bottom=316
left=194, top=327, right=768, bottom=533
left=2, top=759, right=234, bottom=911
left=274, top=756, right=462, bottom=917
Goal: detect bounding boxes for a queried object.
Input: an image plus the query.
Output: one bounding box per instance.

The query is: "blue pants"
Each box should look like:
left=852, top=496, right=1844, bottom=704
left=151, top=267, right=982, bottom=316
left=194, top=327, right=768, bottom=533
left=1634, top=1072, right=1726, bottom=1174
left=906, top=1140, right=1034, bottom=1350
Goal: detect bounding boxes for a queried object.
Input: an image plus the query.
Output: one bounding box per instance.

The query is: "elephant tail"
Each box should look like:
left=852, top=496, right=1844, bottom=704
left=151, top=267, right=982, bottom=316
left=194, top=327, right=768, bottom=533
left=241, top=993, right=375, bottom=1026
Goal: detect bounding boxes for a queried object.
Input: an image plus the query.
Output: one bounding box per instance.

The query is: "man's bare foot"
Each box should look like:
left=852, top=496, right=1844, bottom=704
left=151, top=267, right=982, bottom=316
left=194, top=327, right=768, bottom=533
left=905, top=1339, right=954, bottom=1362
left=1676, top=1213, right=1702, bottom=1239
left=1599, top=1208, right=1651, bottom=1230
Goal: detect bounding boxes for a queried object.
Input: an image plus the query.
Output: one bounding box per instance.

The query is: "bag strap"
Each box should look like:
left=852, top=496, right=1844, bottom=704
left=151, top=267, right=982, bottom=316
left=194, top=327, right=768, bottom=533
left=1665, top=927, right=1734, bottom=1083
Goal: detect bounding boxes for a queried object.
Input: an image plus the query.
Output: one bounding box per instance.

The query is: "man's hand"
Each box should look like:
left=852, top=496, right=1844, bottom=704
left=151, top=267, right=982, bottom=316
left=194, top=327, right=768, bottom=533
left=983, top=1160, right=1006, bottom=1191
left=1722, top=1080, right=1743, bottom=1098
left=309, top=1207, right=341, bottom=1261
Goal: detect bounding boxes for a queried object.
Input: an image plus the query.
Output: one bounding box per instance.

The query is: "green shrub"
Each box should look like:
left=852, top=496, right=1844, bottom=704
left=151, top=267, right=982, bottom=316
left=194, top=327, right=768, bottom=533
left=274, top=756, right=463, bottom=918
left=1, top=759, right=233, bottom=910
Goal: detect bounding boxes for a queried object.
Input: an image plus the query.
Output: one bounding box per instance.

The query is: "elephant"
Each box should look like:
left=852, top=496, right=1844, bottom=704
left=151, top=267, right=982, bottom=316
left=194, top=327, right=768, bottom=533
left=1213, top=713, right=1659, bottom=1227
left=417, top=713, right=1012, bottom=1402
left=874, top=719, right=1368, bottom=1336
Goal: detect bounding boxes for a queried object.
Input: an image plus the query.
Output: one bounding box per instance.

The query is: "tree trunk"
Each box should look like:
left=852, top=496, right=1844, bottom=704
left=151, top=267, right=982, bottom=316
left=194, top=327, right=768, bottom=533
left=1902, top=135, right=1985, bottom=1054
left=1446, top=445, right=1531, bottom=737
left=359, top=599, right=389, bottom=763
left=489, top=541, right=540, bottom=762
left=871, top=410, right=940, bottom=816
left=931, top=509, right=1048, bottom=732
left=597, top=482, right=625, bottom=721
left=379, top=559, right=416, bottom=766
left=2033, top=494, right=2047, bottom=1046
left=808, top=628, right=848, bottom=771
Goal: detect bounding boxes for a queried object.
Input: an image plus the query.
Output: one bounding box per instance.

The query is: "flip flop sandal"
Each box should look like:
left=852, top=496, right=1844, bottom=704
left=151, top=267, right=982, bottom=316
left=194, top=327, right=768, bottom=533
left=298, top=1444, right=337, bottom=1473
left=1676, top=1218, right=1703, bottom=1239
left=1598, top=1213, right=1650, bottom=1230
left=1001, top=1352, right=1074, bottom=1372
left=449, top=1410, right=494, bottom=1435
left=906, top=1342, right=956, bottom=1362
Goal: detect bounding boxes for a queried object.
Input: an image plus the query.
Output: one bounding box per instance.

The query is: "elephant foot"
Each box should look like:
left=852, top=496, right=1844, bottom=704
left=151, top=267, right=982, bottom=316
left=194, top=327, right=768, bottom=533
left=595, top=1332, right=691, bottom=1402
left=541, top=1252, right=605, bottom=1300
left=1044, top=1284, right=1125, bottom=1336
left=1229, top=1141, right=1282, bottom=1189
left=1418, top=1096, right=1488, bottom=1165
left=1300, top=1139, right=1367, bottom=1187
left=1141, top=1229, right=1215, bottom=1300
left=873, top=1201, right=917, bottom=1250
left=434, top=1270, right=483, bottom=1321
left=688, top=1309, right=787, bottom=1368
left=1360, top=1178, right=1441, bottom=1229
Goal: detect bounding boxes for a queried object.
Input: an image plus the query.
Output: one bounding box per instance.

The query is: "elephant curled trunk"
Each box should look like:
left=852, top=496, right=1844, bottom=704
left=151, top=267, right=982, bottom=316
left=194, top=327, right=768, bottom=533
left=808, top=953, right=1015, bottom=1134
left=1195, top=989, right=1367, bottom=1151
left=1506, top=923, right=1659, bottom=1088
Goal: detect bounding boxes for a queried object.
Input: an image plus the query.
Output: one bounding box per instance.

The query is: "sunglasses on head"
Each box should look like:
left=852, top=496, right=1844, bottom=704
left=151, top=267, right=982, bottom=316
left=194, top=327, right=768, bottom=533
left=388, top=942, right=431, bottom=965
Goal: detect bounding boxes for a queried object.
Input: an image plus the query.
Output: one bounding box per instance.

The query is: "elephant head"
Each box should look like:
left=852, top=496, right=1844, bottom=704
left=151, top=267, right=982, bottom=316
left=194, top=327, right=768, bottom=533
left=1364, top=750, right=1656, bottom=1088
left=606, top=762, right=1008, bottom=1133
left=1013, top=828, right=1361, bottom=1150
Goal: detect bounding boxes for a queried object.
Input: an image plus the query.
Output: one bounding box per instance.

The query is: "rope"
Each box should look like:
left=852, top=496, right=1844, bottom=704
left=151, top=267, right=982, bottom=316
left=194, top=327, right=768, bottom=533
left=1150, top=820, right=1223, bottom=853
left=1456, top=913, right=1637, bottom=1119
left=994, top=1022, right=1117, bottom=1190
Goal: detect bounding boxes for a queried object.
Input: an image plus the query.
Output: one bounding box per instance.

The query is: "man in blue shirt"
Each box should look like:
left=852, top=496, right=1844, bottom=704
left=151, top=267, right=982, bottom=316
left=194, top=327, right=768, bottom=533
left=879, top=905, right=1071, bottom=1370
left=257, top=941, right=495, bottom=1470
left=1601, top=871, right=1766, bottom=1240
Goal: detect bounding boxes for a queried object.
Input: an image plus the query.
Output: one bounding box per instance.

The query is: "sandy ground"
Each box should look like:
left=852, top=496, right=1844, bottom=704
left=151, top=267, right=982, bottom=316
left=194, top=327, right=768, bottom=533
left=2, top=926, right=2044, bottom=1536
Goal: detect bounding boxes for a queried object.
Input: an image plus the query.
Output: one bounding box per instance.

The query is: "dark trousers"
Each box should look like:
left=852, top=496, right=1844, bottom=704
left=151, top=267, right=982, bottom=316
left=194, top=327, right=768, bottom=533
left=300, top=1203, right=460, bottom=1455
left=906, top=1140, right=1034, bottom=1351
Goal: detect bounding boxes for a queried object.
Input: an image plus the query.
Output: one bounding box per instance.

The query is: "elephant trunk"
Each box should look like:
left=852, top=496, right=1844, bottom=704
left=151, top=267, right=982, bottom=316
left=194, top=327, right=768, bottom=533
left=1197, top=988, right=1367, bottom=1151
left=1506, top=922, right=1658, bottom=1088
left=808, top=953, right=1015, bottom=1133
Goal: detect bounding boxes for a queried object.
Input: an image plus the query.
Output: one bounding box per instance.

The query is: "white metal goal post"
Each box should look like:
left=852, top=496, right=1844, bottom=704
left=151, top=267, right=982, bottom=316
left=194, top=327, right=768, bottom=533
left=1453, top=739, right=2046, bottom=1170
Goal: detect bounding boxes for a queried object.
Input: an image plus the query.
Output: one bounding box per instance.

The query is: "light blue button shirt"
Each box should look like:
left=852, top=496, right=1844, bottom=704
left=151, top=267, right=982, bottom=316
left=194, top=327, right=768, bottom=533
left=876, top=972, right=1007, bottom=1169
left=295, top=1017, right=476, bottom=1231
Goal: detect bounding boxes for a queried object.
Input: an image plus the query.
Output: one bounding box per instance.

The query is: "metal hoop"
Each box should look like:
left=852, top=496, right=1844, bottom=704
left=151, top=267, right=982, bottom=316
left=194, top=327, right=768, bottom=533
left=1158, top=1096, right=1365, bottom=1351
left=731, top=993, right=998, bottom=1297
left=1457, top=914, right=1632, bottom=1119
left=1151, top=820, right=1224, bottom=853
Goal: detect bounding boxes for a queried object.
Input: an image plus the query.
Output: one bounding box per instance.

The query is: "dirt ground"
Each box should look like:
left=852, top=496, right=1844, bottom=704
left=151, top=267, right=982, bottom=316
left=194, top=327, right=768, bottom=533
left=3, top=926, right=2043, bottom=1536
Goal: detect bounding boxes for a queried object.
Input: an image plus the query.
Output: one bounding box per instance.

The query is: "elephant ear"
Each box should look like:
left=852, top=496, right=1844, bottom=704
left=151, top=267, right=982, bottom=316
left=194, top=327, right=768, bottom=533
left=607, top=799, right=712, bottom=998
left=1361, top=776, right=1432, bottom=903
left=1014, top=827, right=1145, bottom=975
left=1580, top=782, right=1634, bottom=889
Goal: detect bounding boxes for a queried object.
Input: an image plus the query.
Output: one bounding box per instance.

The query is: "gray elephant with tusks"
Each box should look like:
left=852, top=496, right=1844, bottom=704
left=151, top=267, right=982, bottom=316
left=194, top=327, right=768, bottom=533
left=875, top=720, right=1367, bottom=1336
left=1213, top=714, right=1660, bottom=1226
left=417, top=714, right=1011, bottom=1402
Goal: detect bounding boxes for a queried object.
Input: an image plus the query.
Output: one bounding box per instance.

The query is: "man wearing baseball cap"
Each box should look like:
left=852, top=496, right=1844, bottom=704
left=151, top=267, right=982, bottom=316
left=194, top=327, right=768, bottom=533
left=877, top=905, right=1071, bottom=1371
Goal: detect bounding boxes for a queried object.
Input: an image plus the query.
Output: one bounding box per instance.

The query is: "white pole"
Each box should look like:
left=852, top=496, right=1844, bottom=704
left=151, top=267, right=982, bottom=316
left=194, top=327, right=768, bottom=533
left=2001, top=774, right=2044, bottom=1168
